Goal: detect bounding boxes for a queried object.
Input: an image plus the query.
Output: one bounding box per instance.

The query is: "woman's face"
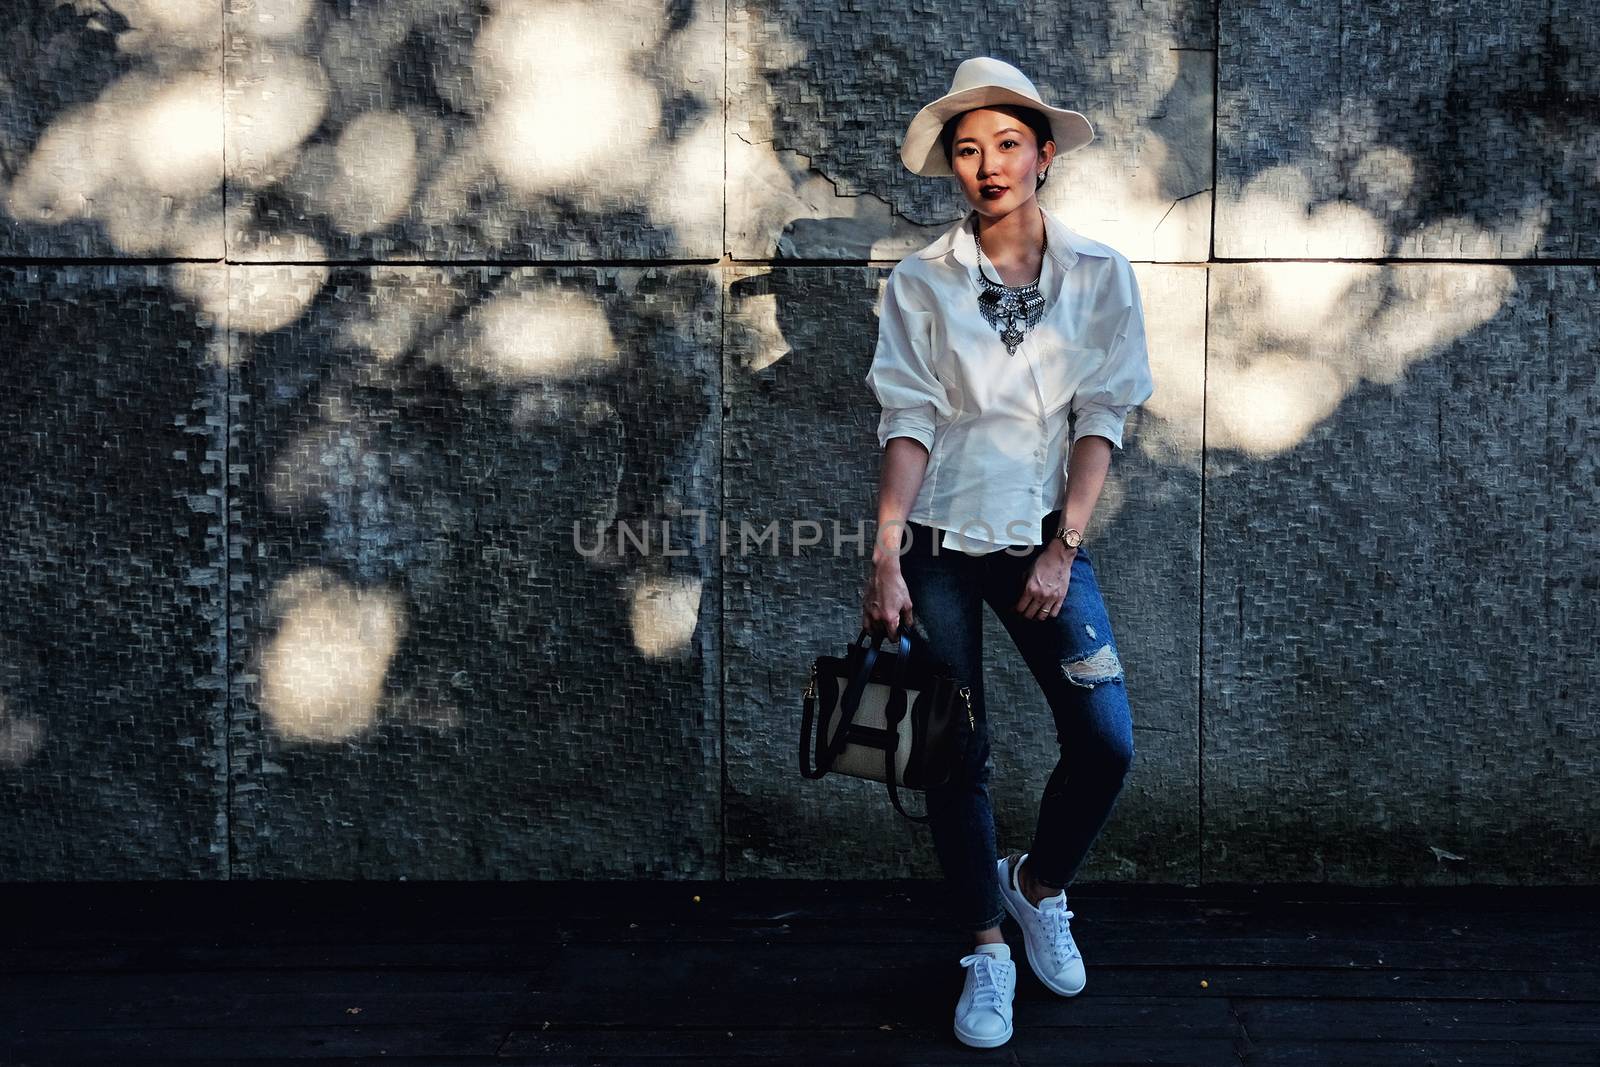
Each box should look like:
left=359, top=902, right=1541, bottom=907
left=949, top=107, right=1054, bottom=216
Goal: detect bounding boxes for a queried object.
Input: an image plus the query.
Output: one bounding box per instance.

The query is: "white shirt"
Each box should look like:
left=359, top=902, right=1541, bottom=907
left=865, top=206, right=1155, bottom=555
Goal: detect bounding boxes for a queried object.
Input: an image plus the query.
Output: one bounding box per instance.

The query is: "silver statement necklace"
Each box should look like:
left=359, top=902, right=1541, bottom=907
left=974, top=217, right=1047, bottom=356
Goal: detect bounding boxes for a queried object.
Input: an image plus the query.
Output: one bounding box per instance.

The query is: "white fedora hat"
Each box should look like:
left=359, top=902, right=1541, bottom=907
left=900, top=56, right=1094, bottom=177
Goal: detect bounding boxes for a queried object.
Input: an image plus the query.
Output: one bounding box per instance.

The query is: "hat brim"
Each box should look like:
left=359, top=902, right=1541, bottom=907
left=900, top=86, right=1095, bottom=177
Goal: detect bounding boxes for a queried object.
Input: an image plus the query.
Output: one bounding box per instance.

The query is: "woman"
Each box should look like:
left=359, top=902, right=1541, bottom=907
left=861, top=57, right=1155, bottom=1049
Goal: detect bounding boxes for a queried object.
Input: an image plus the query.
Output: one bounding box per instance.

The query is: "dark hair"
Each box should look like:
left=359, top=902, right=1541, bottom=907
left=940, top=105, right=1055, bottom=188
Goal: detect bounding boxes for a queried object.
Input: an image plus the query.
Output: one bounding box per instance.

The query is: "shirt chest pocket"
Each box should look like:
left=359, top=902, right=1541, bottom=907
left=1035, top=345, right=1105, bottom=415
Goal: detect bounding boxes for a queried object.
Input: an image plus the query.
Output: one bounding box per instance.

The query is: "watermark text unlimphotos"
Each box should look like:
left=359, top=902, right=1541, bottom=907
left=572, top=510, right=1045, bottom=557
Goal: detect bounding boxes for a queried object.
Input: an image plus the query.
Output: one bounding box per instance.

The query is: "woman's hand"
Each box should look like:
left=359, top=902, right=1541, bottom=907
left=863, top=559, right=915, bottom=639
left=1015, top=542, right=1073, bottom=620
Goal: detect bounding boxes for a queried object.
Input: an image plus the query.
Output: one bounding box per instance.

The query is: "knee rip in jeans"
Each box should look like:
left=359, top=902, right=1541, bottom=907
left=1060, top=643, right=1124, bottom=689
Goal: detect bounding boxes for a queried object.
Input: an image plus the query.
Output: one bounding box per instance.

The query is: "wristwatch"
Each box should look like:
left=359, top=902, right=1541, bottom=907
left=1055, top=525, right=1084, bottom=550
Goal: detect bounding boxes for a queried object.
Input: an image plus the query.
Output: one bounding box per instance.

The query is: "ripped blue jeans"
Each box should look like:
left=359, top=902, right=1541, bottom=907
left=896, top=510, right=1135, bottom=933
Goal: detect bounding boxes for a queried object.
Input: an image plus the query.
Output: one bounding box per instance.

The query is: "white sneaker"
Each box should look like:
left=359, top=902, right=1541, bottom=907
left=953, top=943, right=1015, bottom=1048
left=997, top=851, right=1086, bottom=996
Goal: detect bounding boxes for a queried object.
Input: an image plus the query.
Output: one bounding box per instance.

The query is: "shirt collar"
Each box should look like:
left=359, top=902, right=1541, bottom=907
left=914, top=204, right=1089, bottom=273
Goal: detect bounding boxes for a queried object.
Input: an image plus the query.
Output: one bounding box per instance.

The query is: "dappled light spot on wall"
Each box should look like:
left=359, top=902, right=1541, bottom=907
left=1403, top=201, right=1550, bottom=260
left=131, top=75, right=227, bottom=196
left=651, top=115, right=725, bottom=242
left=1367, top=265, right=1516, bottom=382
left=1234, top=165, right=1388, bottom=259
left=335, top=271, right=461, bottom=362
left=1211, top=352, right=1344, bottom=457
left=227, top=51, right=331, bottom=186
left=1045, top=40, right=1214, bottom=261
left=0, top=693, right=45, bottom=768
left=471, top=287, right=618, bottom=383
left=1133, top=267, right=1208, bottom=459
left=232, top=0, right=318, bottom=42
left=646, top=0, right=726, bottom=236
left=258, top=568, right=407, bottom=743
left=6, top=113, right=102, bottom=225
left=1060, top=126, right=1214, bottom=260
left=294, top=110, right=420, bottom=237
left=731, top=131, right=903, bottom=259
left=106, top=0, right=219, bottom=52
left=207, top=255, right=331, bottom=337
left=112, top=0, right=215, bottom=34
left=102, top=201, right=224, bottom=259
left=477, top=0, right=662, bottom=195
left=1211, top=261, right=1518, bottom=454
left=629, top=575, right=704, bottom=659
left=6, top=70, right=223, bottom=256
left=1253, top=262, right=1380, bottom=342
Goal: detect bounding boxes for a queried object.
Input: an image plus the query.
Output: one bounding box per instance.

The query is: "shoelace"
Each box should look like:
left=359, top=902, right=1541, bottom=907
left=1037, top=897, right=1081, bottom=968
left=959, top=953, right=1015, bottom=1011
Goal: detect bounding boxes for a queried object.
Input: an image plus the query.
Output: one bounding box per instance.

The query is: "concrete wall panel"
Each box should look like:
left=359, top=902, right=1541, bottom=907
left=226, top=264, right=722, bottom=878
left=1218, top=0, right=1600, bottom=259
left=0, top=266, right=228, bottom=878
left=223, top=0, right=724, bottom=262
left=0, top=0, right=1593, bottom=885
left=1202, top=263, right=1600, bottom=882
left=729, top=0, right=1214, bottom=264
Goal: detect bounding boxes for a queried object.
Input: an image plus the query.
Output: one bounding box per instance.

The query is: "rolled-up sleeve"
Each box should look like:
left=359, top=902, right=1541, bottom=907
left=1070, top=261, right=1156, bottom=451
left=864, top=266, right=952, bottom=451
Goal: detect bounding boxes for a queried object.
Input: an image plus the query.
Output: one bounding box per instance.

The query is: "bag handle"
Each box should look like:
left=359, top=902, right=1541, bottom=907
left=827, top=626, right=910, bottom=762
left=799, top=624, right=911, bottom=778
left=838, top=626, right=909, bottom=728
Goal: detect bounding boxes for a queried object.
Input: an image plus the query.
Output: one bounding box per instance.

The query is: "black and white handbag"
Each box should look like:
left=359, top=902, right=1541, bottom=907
left=799, top=625, right=972, bottom=822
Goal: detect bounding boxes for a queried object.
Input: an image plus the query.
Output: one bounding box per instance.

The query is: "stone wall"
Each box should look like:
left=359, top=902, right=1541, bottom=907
left=0, top=0, right=1594, bottom=883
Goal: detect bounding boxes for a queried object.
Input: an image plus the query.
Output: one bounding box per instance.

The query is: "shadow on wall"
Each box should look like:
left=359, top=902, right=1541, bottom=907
left=0, top=258, right=725, bottom=878
left=0, top=267, right=226, bottom=875
left=223, top=262, right=721, bottom=878
left=2, top=0, right=720, bottom=261
left=0, top=0, right=1595, bottom=881
left=0, top=0, right=725, bottom=879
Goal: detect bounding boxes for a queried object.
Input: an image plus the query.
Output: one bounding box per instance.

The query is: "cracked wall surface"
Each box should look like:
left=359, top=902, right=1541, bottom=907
left=0, top=0, right=1596, bottom=884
